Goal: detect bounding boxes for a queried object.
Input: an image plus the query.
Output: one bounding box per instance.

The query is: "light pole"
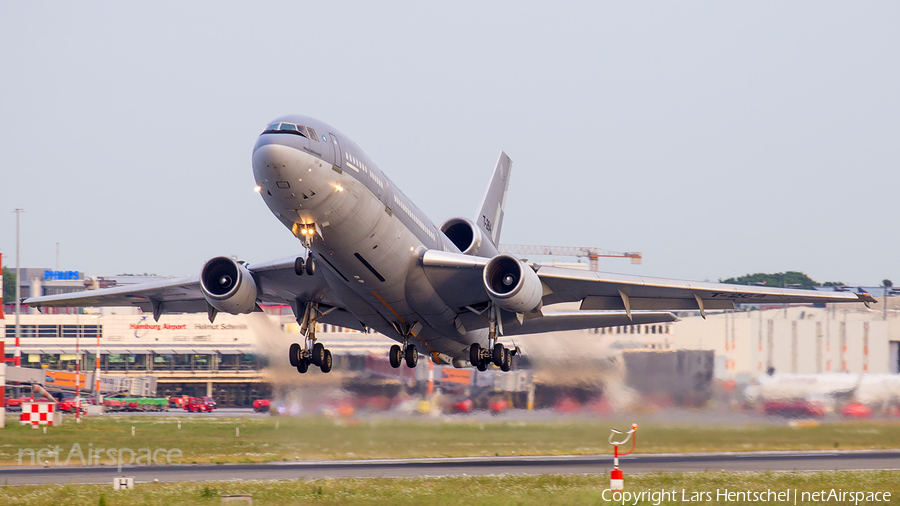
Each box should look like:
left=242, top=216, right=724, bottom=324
left=13, top=209, right=24, bottom=367
left=92, top=314, right=102, bottom=404
left=75, top=322, right=81, bottom=422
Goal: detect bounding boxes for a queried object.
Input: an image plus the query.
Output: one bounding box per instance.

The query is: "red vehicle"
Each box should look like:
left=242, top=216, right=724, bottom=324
left=169, top=395, right=190, bottom=409
left=252, top=399, right=271, bottom=413
left=841, top=403, right=873, bottom=419
left=104, top=397, right=125, bottom=412
left=447, top=398, right=473, bottom=414
left=183, top=396, right=216, bottom=413
left=762, top=400, right=826, bottom=418
left=4, top=396, right=31, bottom=412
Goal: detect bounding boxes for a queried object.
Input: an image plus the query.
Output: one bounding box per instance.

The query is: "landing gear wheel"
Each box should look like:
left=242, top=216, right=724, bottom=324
left=389, top=345, right=402, bottom=369
left=289, top=343, right=301, bottom=367
left=305, top=256, right=316, bottom=275
left=469, top=343, right=482, bottom=367
left=476, top=360, right=487, bottom=372
left=311, top=342, right=326, bottom=367
left=405, top=344, right=418, bottom=368
left=493, top=343, right=505, bottom=367
left=500, top=348, right=511, bottom=372
left=296, top=358, right=309, bottom=374
left=320, top=349, right=332, bottom=373
left=294, top=257, right=305, bottom=276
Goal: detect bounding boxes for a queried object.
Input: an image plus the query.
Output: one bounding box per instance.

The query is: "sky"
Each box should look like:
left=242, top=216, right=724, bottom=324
left=1, top=2, right=898, bottom=286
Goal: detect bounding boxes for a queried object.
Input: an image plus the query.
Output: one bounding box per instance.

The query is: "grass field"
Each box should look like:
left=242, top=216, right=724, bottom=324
left=2, top=414, right=900, bottom=465
left=1, top=471, right=899, bottom=505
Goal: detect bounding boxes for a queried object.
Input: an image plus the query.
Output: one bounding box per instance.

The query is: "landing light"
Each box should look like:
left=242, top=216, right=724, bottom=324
left=335, top=185, right=344, bottom=192
left=253, top=185, right=261, bottom=193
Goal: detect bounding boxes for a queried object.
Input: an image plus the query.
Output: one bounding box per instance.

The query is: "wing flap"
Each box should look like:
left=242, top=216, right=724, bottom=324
left=503, top=311, right=677, bottom=335
left=581, top=296, right=734, bottom=311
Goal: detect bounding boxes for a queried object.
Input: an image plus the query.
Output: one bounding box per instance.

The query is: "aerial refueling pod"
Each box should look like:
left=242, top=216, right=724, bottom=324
left=200, top=256, right=258, bottom=314
left=440, top=217, right=499, bottom=258
left=483, top=254, right=542, bottom=313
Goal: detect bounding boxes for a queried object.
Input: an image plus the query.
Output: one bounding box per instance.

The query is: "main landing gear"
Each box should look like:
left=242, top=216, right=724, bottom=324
left=388, top=323, right=419, bottom=369
left=469, top=342, right=512, bottom=372
left=288, top=302, right=332, bottom=374
left=469, top=303, right=514, bottom=372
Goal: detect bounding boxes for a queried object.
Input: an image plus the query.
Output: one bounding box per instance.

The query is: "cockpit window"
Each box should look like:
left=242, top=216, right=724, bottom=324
left=261, top=122, right=319, bottom=141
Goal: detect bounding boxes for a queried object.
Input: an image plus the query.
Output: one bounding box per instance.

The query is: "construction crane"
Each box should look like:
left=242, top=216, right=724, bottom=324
left=498, top=244, right=641, bottom=271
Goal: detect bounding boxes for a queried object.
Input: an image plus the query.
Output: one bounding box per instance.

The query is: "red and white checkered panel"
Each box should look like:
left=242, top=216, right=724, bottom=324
left=19, top=402, right=56, bottom=426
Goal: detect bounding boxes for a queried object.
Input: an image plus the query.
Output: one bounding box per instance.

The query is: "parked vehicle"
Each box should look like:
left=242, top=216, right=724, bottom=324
left=104, top=395, right=169, bottom=412
left=183, top=397, right=216, bottom=412
left=168, top=395, right=190, bottom=408
left=4, top=396, right=31, bottom=412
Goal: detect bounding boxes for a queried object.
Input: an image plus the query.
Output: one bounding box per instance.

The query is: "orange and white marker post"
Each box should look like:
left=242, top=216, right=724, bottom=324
left=608, top=423, right=638, bottom=493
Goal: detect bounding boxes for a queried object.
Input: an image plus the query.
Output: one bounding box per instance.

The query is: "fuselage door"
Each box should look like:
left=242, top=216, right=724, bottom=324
left=329, top=133, right=342, bottom=169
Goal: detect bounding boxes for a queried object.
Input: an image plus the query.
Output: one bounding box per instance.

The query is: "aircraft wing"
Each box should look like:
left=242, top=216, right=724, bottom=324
left=421, top=250, right=875, bottom=316
left=24, top=256, right=345, bottom=323
left=537, top=266, right=875, bottom=314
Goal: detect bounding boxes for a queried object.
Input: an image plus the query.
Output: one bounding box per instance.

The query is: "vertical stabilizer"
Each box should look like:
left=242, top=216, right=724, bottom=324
left=474, top=151, right=512, bottom=247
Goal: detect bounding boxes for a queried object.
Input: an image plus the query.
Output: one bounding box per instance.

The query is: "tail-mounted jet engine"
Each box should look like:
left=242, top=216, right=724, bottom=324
left=483, top=254, right=542, bottom=313
left=200, top=256, right=258, bottom=314
left=440, top=217, right=499, bottom=258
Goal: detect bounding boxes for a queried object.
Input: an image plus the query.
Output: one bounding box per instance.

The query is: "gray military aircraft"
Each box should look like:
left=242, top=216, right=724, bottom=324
left=25, top=115, right=876, bottom=373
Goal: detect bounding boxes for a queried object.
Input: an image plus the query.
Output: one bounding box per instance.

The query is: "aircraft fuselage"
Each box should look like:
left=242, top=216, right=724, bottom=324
left=252, top=115, right=477, bottom=362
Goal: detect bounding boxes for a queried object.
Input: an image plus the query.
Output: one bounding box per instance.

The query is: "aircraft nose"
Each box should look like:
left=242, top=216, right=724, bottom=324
left=252, top=141, right=328, bottom=208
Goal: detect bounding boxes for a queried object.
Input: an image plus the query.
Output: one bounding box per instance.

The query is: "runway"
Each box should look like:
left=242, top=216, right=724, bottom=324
left=2, top=450, right=899, bottom=485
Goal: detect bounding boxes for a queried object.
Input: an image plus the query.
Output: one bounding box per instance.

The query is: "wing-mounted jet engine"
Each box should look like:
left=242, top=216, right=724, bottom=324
left=483, top=254, right=542, bottom=313
left=200, top=256, right=258, bottom=314
left=440, top=217, right=500, bottom=258
left=470, top=253, right=541, bottom=373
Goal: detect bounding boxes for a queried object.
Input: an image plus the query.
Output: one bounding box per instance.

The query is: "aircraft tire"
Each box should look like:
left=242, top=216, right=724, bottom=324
left=320, top=349, right=333, bottom=373
left=289, top=343, right=301, bottom=367
left=500, top=348, right=511, bottom=372
left=297, top=358, right=309, bottom=374
left=312, top=342, right=326, bottom=367
left=294, top=257, right=305, bottom=276
left=476, top=360, right=487, bottom=372
left=469, top=343, right=481, bottom=366
left=492, top=343, right=504, bottom=367
left=306, top=256, right=316, bottom=275
left=389, top=345, right=402, bottom=368
left=405, top=344, right=418, bottom=368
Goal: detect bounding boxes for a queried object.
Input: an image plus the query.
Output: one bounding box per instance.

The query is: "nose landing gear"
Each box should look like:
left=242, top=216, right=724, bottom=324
left=293, top=223, right=317, bottom=276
